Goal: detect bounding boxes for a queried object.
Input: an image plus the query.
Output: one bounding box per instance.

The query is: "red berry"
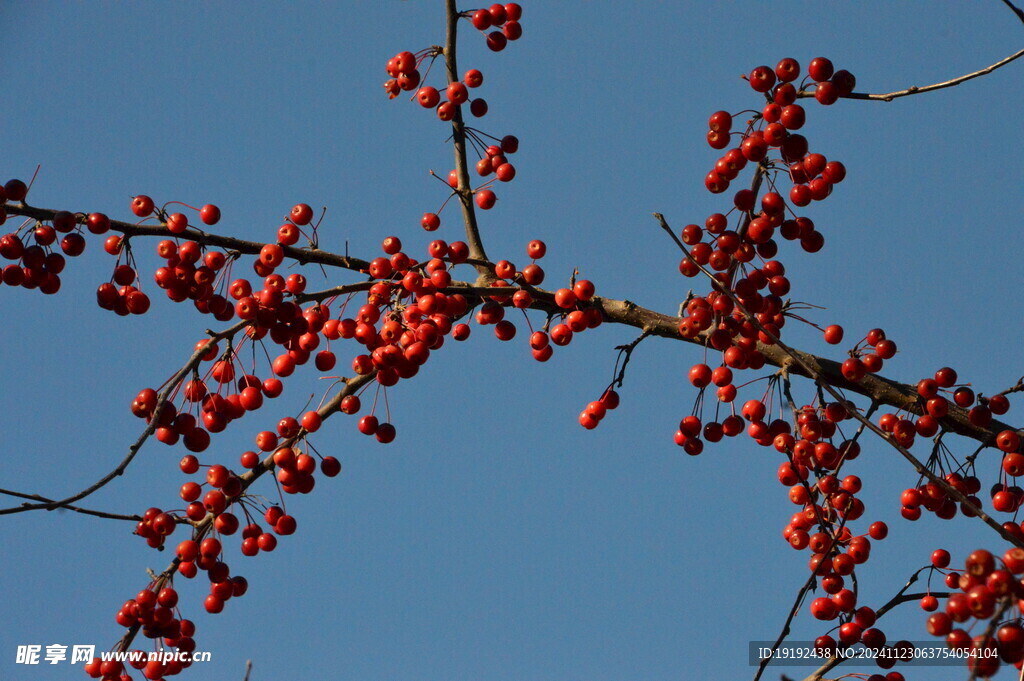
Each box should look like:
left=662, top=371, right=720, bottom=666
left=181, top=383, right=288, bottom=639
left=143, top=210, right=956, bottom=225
left=708, top=110, right=732, bottom=132
left=832, top=69, right=857, bottom=96
left=376, top=422, right=397, bottom=443
left=4, top=179, right=28, bottom=202
left=997, top=430, right=1021, bottom=453
left=417, top=87, right=440, bottom=108
left=86, top=212, right=110, bottom=234
left=775, top=58, right=800, bottom=82
left=814, top=81, right=839, bottom=105
left=808, top=57, right=835, bottom=82
left=486, top=31, right=507, bottom=51
left=747, top=65, right=776, bottom=92
left=200, top=204, right=221, bottom=225
left=290, top=203, right=314, bottom=226
left=573, top=279, right=595, bottom=301
left=358, top=415, right=378, bottom=435
left=131, top=195, right=154, bottom=217
left=421, top=212, right=441, bottom=231
left=475, top=190, right=496, bottom=210
left=488, top=3, right=507, bottom=24
left=471, top=9, right=491, bottom=30
left=446, top=82, right=469, bottom=105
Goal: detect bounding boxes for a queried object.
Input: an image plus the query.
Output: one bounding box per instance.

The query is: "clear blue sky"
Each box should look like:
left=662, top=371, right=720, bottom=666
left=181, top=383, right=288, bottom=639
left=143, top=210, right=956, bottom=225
left=1, top=2, right=1022, bottom=680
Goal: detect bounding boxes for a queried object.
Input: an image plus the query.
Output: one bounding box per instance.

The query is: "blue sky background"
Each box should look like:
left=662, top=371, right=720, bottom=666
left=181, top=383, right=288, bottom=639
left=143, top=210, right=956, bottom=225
left=1, top=2, right=1022, bottom=680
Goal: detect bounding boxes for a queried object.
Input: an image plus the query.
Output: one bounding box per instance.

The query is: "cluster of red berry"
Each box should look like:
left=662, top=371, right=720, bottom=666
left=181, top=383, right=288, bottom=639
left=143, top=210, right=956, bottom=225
left=95, top=196, right=224, bottom=316
left=5, top=2, right=1021, bottom=677
left=0, top=178, right=86, bottom=293
left=676, top=54, right=1024, bottom=675
left=923, top=548, right=1024, bottom=676
left=891, top=366, right=1016, bottom=521
left=85, top=584, right=198, bottom=679
left=469, top=3, right=523, bottom=52
left=384, top=11, right=521, bottom=230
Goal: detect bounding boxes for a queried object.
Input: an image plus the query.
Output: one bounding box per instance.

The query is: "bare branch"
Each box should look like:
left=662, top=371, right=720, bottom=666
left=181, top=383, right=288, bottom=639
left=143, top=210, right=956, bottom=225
left=612, top=328, right=653, bottom=388
left=0, top=320, right=248, bottom=515
left=0, top=489, right=142, bottom=521
left=752, top=570, right=819, bottom=681
left=1001, top=0, right=1024, bottom=24
left=799, top=48, right=1024, bottom=102
left=3, top=203, right=369, bottom=273
left=444, top=0, right=494, bottom=282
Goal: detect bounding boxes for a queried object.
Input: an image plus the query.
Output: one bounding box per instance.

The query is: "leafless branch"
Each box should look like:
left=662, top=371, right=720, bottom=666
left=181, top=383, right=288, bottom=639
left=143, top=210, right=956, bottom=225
left=1001, top=0, right=1024, bottom=24
left=612, top=328, right=653, bottom=388
left=0, top=319, right=248, bottom=515
left=0, top=489, right=142, bottom=521
left=3, top=203, right=369, bottom=273
left=799, top=48, right=1024, bottom=102
left=6, top=201, right=1017, bottom=450
left=444, top=0, right=494, bottom=282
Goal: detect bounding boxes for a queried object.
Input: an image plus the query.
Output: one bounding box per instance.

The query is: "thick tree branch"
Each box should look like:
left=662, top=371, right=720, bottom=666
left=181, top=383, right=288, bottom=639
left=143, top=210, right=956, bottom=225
left=4, top=202, right=1017, bottom=451
left=3, top=202, right=369, bottom=273
left=444, top=0, right=493, bottom=281
left=655, top=212, right=1024, bottom=549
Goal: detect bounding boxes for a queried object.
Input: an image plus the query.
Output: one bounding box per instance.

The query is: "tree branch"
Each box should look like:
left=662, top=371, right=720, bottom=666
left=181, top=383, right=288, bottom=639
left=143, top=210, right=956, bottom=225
left=5, top=201, right=1017, bottom=451
left=655, top=212, right=1024, bottom=549
left=1001, top=0, right=1024, bottom=24
left=0, top=489, right=143, bottom=521
left=3, top=203, right=369, bottom=273
left=799, top=47, right=1024, bottom=102
left=444, top=0, right=493, bottom=282
left=0, top=320, right=248, bottom=515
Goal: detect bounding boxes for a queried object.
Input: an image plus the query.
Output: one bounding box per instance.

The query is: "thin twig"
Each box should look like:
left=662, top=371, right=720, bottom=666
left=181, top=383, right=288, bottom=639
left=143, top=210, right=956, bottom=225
left=0, top=319, right=248, bottom=515
left=612, top=328, right=653, bottom=388
left=1001, top=0, right=1024, bottom=24
left=0, top=489, right=142, bottom=521
left=799, top=47, right=1024, bottom=102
